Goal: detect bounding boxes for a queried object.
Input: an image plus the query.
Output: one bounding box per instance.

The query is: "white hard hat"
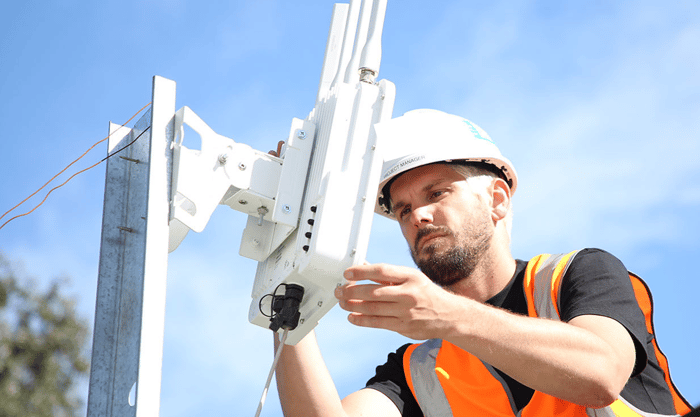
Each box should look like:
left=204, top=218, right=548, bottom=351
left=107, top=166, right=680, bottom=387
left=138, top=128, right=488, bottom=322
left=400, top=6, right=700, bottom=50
left=374, top=109, right=518, bottom=218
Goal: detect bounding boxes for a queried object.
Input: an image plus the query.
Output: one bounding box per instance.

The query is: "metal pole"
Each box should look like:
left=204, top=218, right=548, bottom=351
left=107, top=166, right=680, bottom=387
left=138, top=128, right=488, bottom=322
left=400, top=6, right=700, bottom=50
left=87, top=76, right=176, bottom=417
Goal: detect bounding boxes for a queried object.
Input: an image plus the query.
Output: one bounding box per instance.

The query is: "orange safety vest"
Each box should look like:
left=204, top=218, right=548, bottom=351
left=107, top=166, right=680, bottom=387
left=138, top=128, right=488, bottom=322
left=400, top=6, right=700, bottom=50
left=403, top=251, right=692, bottom=417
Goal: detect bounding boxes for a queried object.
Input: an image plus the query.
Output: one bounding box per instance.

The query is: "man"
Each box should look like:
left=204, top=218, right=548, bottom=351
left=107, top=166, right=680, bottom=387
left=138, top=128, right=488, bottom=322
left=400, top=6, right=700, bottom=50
left=275, top=109, right=691, bottom=416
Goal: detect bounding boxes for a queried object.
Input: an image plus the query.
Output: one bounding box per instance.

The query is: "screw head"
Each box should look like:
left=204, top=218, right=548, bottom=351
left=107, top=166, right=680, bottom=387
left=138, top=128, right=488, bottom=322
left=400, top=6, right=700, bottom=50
left=238, top=162, right=246, bottom=170
left=282, top=204, right=291, bottom=213
left=218, top=154, right=228, bottom=165
left=297, top=130, right=307, bottom=140
left=238, top=200, right=248, bottom=205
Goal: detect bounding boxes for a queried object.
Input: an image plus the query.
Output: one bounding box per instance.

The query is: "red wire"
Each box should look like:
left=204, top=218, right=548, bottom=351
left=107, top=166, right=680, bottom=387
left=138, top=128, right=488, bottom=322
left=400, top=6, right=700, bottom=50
left=0, top=102, right=151, bottom=231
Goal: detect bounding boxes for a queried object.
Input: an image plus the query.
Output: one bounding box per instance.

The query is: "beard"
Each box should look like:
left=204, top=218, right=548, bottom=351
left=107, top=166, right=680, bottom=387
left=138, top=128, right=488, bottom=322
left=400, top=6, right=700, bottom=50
left=411, top=222, right=492, bottom=287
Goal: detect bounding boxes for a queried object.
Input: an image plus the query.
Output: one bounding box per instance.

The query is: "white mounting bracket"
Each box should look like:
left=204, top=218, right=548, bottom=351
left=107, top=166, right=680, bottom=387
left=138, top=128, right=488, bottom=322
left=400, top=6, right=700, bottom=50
left=168, top=106, right=316, bottom=262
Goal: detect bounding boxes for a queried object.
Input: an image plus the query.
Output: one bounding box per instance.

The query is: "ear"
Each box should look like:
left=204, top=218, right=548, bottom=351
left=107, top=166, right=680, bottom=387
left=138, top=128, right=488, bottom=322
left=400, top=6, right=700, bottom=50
left=490, top=178, right=511, bottom=222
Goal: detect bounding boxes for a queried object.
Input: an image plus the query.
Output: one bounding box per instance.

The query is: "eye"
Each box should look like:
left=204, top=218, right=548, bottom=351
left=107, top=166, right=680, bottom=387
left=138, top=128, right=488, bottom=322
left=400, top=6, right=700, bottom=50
left=429, top=189, right=445, bottom=200
left=398, top=205, right=411, bottom=221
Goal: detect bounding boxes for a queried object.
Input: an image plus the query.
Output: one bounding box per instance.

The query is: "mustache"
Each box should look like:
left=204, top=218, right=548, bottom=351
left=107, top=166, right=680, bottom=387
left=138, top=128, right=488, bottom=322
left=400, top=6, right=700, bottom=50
left=414, top=226, right=454, bottom=253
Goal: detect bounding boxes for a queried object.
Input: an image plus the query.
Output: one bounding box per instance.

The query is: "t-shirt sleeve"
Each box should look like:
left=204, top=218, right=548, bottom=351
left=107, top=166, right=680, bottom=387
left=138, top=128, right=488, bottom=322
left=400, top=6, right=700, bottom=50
left=365, top=343, right=423, bottom=417
left=558, top=248, right=649, bottom=375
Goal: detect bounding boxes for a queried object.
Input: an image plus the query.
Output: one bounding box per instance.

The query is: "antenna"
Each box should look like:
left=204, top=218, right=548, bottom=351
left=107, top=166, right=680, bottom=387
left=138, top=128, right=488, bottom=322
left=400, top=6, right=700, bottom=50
left=88, top=1, right=395, bottom=415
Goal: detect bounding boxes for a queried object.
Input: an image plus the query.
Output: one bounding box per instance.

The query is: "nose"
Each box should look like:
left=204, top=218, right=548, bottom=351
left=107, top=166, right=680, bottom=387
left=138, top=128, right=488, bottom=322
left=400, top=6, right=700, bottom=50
left=410, top=204, right=433, bottom=228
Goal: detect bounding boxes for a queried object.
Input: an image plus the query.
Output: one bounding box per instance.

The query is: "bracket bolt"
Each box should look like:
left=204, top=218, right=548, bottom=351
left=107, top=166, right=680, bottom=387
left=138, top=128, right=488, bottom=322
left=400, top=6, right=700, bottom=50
left=282, top=204, right=291, bottom=213
left=297, top=130, right=307, bottom=140
left=218, top=154, right=228, bottom=165
left=238, top=162, right=247, bottom=171
left=257, top=206, right=269, bottom=226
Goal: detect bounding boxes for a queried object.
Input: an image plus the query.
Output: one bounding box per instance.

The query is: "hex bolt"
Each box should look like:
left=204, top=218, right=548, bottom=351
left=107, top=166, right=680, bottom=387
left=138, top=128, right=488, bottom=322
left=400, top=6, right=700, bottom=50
left=257, top=206, right=269, bottom=226
left=218, top=154, right=228, bottom=165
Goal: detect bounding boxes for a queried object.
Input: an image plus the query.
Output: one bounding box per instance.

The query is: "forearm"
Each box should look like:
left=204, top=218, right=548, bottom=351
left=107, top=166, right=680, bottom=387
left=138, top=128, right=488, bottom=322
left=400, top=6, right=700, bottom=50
left=445, top=297, right=635, bottom=407
left=275, top=330, right=348, bottom=417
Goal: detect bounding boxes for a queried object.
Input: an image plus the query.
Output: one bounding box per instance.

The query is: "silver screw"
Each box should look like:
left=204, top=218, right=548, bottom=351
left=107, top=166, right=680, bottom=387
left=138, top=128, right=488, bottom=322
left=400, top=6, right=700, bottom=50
left=218, top=154, right=228, bottom=165
left=317, top=301, right=323, bottom=307
left=282, top=204, right=291, bottom=213
left=299, top=319, right=305, bottom=325
left=257, top=206, right=269, bottom=226
left=297, top=130, right=307, bottom=140
left=238, top=162, right=246, bottom=171
left=350, top=249, right=357, bottom=257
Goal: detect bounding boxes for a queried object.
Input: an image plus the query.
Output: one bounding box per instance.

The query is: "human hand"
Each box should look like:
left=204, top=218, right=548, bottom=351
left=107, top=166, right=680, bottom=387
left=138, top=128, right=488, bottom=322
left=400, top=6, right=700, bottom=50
left=335, top=263, right=460, bottom=340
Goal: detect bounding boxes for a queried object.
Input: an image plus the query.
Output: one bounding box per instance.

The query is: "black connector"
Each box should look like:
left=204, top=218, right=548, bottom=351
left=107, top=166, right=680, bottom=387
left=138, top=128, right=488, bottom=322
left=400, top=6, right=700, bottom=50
left=269, top=284, right=305, bottom=332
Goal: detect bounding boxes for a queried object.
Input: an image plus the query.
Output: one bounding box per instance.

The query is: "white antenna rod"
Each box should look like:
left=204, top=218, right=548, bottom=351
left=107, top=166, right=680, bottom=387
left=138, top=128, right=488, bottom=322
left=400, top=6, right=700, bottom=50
left=316, top=4, right=350, bottom=103
left=359, top=0, right=387, bottom=83
left=332, top=0, right=362, bottom=87
left=344, top=0, right=375, bottom=84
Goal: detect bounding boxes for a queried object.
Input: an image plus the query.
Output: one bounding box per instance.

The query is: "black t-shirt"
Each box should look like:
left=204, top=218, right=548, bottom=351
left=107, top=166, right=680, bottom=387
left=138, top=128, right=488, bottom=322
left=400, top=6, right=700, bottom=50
left=365, top=249, right=677, bottom=416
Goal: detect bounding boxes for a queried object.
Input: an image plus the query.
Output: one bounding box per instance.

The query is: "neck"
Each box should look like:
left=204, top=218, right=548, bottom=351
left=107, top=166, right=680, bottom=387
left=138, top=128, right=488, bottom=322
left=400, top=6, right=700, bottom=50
left=446, top=243, right=516, bottom=303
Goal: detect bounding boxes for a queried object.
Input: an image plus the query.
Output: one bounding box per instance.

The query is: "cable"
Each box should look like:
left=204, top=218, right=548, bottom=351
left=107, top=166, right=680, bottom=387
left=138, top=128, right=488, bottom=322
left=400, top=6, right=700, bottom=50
left=0, top=123, right=151, bottom=232
left=254, top=329, right=289, bottom=417
left=0, top=103, right=151, bottom=231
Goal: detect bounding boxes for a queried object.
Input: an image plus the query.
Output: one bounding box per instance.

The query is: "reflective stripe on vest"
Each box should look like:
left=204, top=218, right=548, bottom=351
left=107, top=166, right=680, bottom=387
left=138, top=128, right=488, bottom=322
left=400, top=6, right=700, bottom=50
left=524, top=252, right=684, bottom=417
left=406, top=339, right=453, bottom=417
left=404, top=251, right=687, bottom=416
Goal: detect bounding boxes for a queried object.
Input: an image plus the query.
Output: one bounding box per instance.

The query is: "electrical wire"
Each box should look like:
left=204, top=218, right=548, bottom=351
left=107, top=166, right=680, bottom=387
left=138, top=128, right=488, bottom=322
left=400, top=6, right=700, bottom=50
left=254, top=329, right=289, bottom=417
left=0, top=103, right=151, bottom=231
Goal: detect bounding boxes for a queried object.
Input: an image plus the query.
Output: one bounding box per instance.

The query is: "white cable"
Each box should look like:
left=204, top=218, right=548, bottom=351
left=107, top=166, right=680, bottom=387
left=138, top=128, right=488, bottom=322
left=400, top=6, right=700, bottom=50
left=254, top=329, right=289, bottom=417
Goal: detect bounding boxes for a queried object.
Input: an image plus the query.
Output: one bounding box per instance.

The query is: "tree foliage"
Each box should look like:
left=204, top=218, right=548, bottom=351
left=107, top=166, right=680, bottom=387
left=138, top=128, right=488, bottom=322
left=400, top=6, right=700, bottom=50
left=0, top=253, right=90, bottom=417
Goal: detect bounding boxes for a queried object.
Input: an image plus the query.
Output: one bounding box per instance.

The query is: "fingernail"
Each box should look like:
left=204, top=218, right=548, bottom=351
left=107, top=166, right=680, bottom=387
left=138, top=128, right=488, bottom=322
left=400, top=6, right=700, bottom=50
left=344, top=270, right=354, bottom=280
left=334, top=286, right=342, bottom=298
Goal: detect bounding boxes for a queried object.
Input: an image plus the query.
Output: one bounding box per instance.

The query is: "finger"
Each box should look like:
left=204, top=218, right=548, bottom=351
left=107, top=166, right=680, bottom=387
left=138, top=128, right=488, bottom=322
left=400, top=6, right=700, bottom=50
left=335, top=282, right=398, bottom=302
left=343, top=263, right=410, bottom=285
left=347, top=312, right=401, bottom=331
left=337, top=298, right=401, bottom=317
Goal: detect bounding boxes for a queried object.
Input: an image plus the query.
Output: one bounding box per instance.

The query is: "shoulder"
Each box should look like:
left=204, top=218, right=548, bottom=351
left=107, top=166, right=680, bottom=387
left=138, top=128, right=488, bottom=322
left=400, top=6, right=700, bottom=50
left=568, top=248, right=627, bottom=274
left=559, top=248, right=633, bottom=316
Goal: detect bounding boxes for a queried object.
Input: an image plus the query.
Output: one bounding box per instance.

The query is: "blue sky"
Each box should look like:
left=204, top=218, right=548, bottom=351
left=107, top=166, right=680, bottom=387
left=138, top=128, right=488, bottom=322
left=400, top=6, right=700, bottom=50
left=1, top=0, right=698, bottom=415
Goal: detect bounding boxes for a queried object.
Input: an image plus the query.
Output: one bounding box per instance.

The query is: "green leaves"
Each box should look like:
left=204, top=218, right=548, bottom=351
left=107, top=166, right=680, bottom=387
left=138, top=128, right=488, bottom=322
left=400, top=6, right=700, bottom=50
left=0, top=253, right=90, bottom=417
